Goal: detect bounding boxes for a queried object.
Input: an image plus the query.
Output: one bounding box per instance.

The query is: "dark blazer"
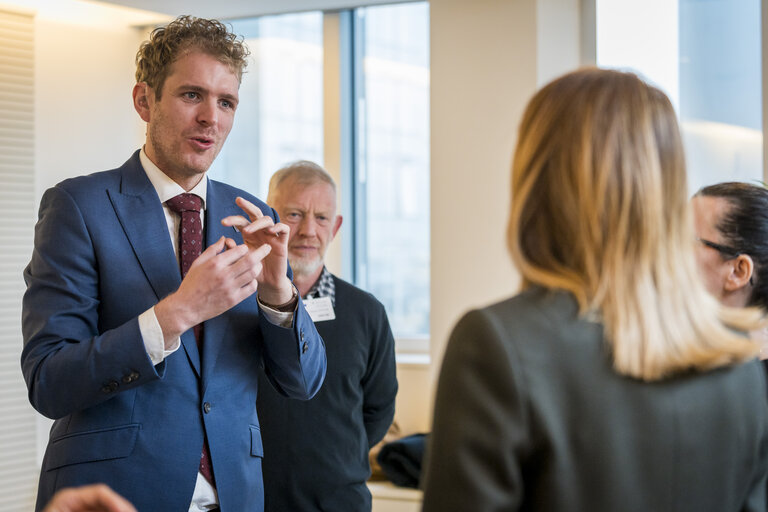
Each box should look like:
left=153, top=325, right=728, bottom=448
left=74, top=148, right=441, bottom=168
left=258, top=274, right=397, bottom=511
left=21, top=151, right=326, bottom=511
left=422, top=286, right=768, bottom=512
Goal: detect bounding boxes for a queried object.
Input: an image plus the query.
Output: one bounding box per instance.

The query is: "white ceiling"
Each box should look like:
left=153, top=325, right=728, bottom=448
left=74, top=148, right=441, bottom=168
left=88, top=0, right=414, bottom=20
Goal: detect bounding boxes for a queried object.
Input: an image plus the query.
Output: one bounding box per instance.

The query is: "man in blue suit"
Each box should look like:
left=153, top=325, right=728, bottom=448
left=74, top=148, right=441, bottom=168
left=21, top=16, right=326, bottom=512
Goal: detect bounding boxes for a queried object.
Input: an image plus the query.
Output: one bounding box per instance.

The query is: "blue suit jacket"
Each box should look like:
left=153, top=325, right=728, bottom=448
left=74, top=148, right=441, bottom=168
left=21, top=151, right=326, bottom=511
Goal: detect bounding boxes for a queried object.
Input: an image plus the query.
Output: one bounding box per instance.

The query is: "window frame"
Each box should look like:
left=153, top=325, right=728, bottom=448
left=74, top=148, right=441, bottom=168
left=324, top=6, right=430, bottom=352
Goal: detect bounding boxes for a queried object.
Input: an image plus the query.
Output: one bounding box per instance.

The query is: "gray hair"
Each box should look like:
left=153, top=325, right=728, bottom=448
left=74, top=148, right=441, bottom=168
left=267, top=160, right=336, bottom=204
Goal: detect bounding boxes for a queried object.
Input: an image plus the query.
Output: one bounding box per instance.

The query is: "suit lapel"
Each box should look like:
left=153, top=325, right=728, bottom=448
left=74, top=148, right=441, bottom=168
left=201, top=181, right=243, bottom=388
left=107, top=152, right=201, bottom=376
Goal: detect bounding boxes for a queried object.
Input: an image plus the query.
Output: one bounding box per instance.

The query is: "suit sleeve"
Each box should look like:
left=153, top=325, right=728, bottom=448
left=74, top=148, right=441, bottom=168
left=421, top=309, right=529, bottom=512
left=257, top=205, right=327, bottom=401
left=361, top=299, right=398, bottom=447
left=21, top=186, right=161, bottom=419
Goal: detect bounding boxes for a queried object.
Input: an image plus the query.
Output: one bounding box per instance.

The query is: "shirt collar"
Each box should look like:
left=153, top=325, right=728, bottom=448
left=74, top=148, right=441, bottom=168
left=304, top=266, right=336, bottom=306
left=139, top=147, right=207, bottom=209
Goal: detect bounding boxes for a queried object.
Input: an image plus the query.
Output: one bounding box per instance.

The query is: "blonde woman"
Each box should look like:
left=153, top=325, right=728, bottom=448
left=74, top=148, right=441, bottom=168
left=421, top=69, right=768, bottom=511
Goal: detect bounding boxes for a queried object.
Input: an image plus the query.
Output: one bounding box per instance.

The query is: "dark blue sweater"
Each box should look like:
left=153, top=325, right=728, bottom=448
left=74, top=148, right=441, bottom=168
left=257, top=274, right=398, bottom=511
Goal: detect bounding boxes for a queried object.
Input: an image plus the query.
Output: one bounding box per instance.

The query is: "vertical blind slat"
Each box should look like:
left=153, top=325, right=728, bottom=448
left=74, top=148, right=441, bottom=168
left=0, top=7, right=38, bottom=512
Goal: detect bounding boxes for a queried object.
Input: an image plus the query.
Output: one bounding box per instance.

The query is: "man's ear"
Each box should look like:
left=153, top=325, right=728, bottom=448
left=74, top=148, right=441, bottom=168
left=133, top=82, right=152, bottom=122
left=331, top=215, right=343, bottom=240
left=725, top=253, right=755, bottom=292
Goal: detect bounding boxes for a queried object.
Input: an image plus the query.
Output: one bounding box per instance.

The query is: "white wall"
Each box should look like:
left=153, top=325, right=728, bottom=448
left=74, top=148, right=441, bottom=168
left=33, top=10, right=152, bottom=198
left=426, top=0, right=585, bottom=428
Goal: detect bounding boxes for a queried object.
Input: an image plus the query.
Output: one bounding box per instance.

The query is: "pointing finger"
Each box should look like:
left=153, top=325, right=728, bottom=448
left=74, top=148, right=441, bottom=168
left=235, top=196, right=264, bottom=221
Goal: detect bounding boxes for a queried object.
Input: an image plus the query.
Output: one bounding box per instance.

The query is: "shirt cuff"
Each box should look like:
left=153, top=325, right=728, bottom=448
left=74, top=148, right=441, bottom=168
left=139, top=307, right=181, bottom=365
left=257, top=296, right=295, bottom=328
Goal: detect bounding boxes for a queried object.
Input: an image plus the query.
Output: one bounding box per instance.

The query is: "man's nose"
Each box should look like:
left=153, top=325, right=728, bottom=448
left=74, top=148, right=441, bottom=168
left=297, top=216, right=317, bottom=236
left=196, top=100, right=218, bottom=126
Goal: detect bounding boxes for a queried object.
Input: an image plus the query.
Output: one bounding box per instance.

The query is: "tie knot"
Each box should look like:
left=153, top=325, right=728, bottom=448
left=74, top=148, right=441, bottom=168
left=166, top=193, right=202, bottom=214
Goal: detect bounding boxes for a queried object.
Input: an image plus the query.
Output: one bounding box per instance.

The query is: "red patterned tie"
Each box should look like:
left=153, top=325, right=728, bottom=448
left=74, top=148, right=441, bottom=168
left=165, top=193, right=215, bottom=485
left=166, top=193, right=203, bottom=276
left=165, top=194, right=204, bottom=346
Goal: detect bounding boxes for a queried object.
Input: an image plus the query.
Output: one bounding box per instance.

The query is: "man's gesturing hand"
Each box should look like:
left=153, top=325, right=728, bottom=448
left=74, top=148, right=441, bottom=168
left=220, top=197, right=294, bottom=306
left=156, top=236, right=272, bottom=344
left=42, top=484, right=137, bottom=512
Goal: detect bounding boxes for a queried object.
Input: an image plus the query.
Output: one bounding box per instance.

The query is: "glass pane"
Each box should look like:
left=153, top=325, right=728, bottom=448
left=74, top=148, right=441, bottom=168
left=355, top=2, right=430, bottom=340
left=208, top=13, right=323, bottom=199
left=596, top=0, right=762, bottom=194
left=679, top=0, right=762, bottom=192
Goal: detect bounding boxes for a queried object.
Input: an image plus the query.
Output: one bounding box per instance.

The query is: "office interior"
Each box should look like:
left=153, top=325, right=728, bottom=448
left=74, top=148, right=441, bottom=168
left=0, top=0, right=765, bottom=510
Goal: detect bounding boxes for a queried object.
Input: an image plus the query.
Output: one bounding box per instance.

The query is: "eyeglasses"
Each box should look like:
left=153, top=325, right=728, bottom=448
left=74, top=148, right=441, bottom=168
left=696, top=237, right=742, bottom=259
left=696, top=237, right=754, bottom=287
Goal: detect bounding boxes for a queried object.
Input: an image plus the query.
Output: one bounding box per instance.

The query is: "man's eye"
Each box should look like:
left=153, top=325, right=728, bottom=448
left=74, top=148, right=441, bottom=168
left=183, top=92, right=198, bottom=100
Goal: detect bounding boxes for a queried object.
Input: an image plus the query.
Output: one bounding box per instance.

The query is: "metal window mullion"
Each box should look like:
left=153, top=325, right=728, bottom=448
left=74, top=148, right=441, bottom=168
left=323, top=9, right=360, bottom=283
left=351, top=8, right=368, bottom=289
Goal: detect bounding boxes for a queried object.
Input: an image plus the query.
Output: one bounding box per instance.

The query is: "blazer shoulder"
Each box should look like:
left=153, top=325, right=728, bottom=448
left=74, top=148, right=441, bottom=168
left=207, top=179, right=263, bottom=205
left=457, top=286, right=592, bottom=364
left=480, top=286, right=578, bottom=325
left=54, top=151, right=142, bottom=197
left=207, top=179, right=273, bottom=215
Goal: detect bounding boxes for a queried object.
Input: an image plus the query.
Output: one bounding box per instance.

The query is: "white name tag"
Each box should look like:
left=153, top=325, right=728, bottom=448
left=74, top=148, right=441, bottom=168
left=303, top=296, right=336, bottom=322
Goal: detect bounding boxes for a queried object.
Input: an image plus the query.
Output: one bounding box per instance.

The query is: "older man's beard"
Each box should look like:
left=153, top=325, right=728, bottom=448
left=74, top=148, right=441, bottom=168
left=289, top=254, right=323, bottom=278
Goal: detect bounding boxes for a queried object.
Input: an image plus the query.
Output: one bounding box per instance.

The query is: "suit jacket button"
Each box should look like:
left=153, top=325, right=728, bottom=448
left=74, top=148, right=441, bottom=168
left=102, top=380, right=119, bottom=393
left=300, top=329, right=305, bottom=341
left=302, top=342, right=308, bottom=354
left=121, top=371, right=139, bottom=384
left=203, top=402, right=211, bottom=414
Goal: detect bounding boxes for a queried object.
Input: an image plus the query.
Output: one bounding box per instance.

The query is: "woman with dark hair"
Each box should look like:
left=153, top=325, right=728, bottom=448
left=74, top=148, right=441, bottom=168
left=693, top=182, right=768, bottom=360
left=693, top=182, right=768, bottom=311
left=421, top=69, right=768, bottom=511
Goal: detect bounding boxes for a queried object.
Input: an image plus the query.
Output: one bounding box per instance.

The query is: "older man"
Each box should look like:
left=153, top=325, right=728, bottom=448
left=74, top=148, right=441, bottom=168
left=258, top=161, right=398, bottom=511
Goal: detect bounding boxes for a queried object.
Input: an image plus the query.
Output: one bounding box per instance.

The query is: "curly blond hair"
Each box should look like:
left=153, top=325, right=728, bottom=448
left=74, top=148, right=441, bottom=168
left=135, top=15, right=250, bottom=99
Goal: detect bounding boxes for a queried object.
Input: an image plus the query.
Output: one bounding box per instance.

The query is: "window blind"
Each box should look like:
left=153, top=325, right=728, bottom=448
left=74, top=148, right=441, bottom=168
left=0, top=7, right=39, bottom=511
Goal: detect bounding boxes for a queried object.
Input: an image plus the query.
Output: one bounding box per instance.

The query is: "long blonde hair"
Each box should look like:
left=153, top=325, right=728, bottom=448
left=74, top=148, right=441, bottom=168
left=507, top=68, right=762, bottom=380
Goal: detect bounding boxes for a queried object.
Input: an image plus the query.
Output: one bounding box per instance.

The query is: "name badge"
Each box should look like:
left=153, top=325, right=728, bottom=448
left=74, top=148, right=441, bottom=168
left=304, top=296, right=336, bottom=322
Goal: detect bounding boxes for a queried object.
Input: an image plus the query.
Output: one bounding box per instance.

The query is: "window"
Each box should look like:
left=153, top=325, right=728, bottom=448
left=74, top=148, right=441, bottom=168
left=209, top=12, right=324, bottom=198
left=596, top=0, right=762, bottom=193
left=353, top=3, right=430, bottom=342
left=212, top=3, right=431, bottom=348
left=678, top=0, right=762, bottom=191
